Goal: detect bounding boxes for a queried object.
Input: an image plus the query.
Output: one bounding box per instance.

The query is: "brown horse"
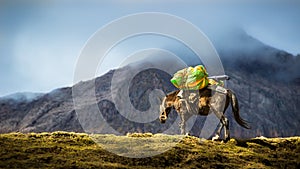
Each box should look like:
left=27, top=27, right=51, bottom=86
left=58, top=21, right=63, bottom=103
left=159, top=86, right=250, bottom=142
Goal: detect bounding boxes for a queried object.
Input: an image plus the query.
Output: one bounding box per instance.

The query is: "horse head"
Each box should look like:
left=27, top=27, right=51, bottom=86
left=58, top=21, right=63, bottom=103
left=159, top=103, right=172, bottom=123
left=159, top=91, right=179, bottom=123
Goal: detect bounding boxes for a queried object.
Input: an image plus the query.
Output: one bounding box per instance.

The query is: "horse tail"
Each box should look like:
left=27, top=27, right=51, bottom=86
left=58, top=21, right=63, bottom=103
left=227, top=89, right=251, bottom=129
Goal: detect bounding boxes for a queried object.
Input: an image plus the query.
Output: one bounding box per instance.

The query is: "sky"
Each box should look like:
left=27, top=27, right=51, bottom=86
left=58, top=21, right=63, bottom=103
left=0, top=0, right=300, bottom=96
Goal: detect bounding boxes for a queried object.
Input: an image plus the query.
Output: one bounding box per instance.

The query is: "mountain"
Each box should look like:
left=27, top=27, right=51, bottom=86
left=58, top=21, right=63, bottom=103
left=0, top=88, right=82, bottom=133
left=0, top=31, right=299, bottom=138
left=216, top=29, right=300, bottom=83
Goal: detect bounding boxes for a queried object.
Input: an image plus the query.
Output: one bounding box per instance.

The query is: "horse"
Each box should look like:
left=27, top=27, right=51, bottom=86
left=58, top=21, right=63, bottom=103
left=159, top=85, right=250, bottom=142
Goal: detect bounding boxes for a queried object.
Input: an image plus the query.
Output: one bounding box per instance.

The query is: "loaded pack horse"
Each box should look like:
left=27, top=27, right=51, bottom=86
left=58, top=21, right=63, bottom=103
left=159, top=85, right=250, bottom=142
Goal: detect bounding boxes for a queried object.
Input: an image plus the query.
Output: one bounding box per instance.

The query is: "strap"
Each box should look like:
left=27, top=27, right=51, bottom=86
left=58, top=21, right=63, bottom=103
left=207, top=85, right=228, bottom=94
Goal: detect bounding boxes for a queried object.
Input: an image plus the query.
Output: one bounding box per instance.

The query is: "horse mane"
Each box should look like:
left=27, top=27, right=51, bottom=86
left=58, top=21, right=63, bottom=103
left=166, top=90, right=179, bottom=98
left=165, top=90, right=180, bottom=103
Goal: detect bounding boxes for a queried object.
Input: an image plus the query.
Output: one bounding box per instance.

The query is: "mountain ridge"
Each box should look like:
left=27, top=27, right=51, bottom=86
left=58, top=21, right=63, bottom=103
left=0, top=32, right=299, bottom=139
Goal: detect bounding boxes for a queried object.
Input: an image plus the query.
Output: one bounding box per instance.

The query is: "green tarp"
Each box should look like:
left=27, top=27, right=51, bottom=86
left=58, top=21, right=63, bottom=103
left=170, top=65, right=209, bottom=90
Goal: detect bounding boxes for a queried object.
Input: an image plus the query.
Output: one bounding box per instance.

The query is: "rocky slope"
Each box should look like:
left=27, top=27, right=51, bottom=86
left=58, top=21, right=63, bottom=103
left=0, top=32, right=299, bottom=138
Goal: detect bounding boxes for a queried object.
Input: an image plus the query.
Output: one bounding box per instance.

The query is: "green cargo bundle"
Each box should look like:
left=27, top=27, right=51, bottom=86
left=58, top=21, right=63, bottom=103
left=170, top=65, right=209, bottom=90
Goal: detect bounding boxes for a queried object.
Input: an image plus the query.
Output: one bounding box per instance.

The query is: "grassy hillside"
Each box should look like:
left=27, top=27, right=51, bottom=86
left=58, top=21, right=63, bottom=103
left=0, top=132, right=299, bottom=169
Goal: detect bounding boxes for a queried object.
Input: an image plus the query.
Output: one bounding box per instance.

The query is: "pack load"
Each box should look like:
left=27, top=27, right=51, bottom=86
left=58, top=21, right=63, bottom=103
left=170, top=65, right=209, bottom=90
left=208, top=75, right=229, bottom=87
left=208, top=78, right=224, bottom=87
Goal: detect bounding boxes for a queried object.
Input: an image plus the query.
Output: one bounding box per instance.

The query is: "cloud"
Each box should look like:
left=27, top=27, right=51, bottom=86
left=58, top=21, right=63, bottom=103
left=0, top=0, right=300, bottom=96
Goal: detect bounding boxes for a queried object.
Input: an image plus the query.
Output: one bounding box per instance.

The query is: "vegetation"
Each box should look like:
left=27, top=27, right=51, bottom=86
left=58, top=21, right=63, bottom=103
left=0, top=132, right=299, bottom=169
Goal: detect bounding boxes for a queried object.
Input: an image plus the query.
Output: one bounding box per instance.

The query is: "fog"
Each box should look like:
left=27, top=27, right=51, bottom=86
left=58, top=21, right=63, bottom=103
left=0, top=0, right=300, bottom=96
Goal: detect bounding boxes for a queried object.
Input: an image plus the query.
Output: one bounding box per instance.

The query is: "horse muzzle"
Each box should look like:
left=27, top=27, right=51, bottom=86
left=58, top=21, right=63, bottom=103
left=159, top=115, right=167, bottom=123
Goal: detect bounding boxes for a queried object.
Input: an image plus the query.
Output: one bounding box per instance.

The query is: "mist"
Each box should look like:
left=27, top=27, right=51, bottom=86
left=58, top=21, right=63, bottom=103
left=0, top=92, right=43, bottom=102
left=1, top=0, right=300, bottom=96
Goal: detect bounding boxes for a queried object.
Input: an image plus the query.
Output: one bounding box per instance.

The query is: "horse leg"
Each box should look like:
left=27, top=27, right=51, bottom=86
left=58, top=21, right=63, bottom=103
left=209, top=105, right=223, bottom=141
left=212, top=116, right=229, bottom=142
left=221, top=116, right=230, bottom=142
left=212, top=122, right=223, bottom=141
left=179, top=113, right=192, bottom=135
left=210, top=105, right=230, bottom=142
left=179, top=113, right=186, bottom=135
left=176, top=99, right=191, bottom=135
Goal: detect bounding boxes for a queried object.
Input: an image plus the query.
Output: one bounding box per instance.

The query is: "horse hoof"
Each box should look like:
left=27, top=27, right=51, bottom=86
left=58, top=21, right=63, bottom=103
left=212, top=135, right=220, bottom=141
left=224, top=137, right=230, bottom=143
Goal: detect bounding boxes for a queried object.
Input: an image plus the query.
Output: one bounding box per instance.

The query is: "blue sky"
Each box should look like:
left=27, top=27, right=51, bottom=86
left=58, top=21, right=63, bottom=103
left=1, top=0, right=300, bottom=96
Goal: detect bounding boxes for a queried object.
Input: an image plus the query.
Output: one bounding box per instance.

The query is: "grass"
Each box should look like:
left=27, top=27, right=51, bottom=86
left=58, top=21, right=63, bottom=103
left=0, top=132, right=299, bottom=169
